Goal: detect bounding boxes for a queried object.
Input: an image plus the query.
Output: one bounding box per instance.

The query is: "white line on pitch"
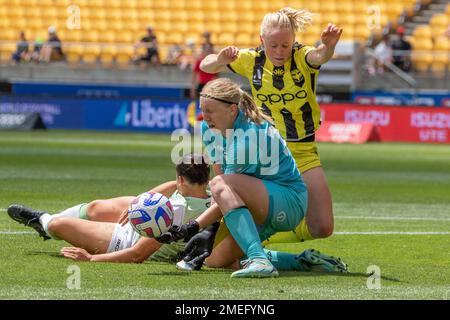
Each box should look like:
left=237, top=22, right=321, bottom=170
left=336, top=216, right=450, bottom=222
left=334, top=231, right=450, bottom=235
left=1, top=231, right=449, bottom=236
left=0, top=231, right=35, bottom=235
left=0, top=137, right=173, bottom=147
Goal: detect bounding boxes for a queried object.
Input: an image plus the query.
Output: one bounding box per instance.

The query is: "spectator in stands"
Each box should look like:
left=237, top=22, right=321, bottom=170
left=191, top=44, right=217, bottom=100
left=186, top=44, right=217, bottom=134
left=166, top=39, right=196, bottom=69
left=201, top=31, right=214, bottom=52
left=29, top=36, right=44, bottom=63
left=132, top=26, right=160, bottom=66
left=166, top=44, right=183, bottom=65
left=372, top=34, right=392, bottom=74
left=39, top=26, right=65, bottom=63
left=11, top=31, right=29, bottom=64
left=178, top=39, right=196, bottom=70
left=30, top=37, right=44, bottom=62
left=391, top=26, right=412, bottom=72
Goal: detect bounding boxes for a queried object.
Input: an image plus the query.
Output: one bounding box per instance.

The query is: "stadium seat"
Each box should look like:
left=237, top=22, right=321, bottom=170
left=1, top=29, right=19, bottom=41
left=135, top=0, right=151, bottom=10
left=413, top=37, right=433, bottom=50
left=185, top=0, right=202, bottom=11
left=81, top=45, right=101, bottom=64
left=166, top=33, right=184, bottom=45
left=431, top=36, right=450, bottom=75
left=217, top=33, right=235, bottom=47
left=412, top=52, right=433, bottom=72
left=115, top=46, right=133, bottom=66
left=99, top=45, right=117, bottom=66
left=0, top=42, right=16, bottom=61
left=81, top=31, right=100, bottom=43
left=116, top=31, right=134, bottom=44
left=64, top=44, right=83, bottom=64
left=235, top=33, right=253, bottom=47
left=413, top=25, right=432, bottom=39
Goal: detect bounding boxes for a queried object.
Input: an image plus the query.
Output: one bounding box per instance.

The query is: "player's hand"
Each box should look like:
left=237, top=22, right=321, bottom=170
left=155, top=225, right=179, bottom=244
left=156, top=220, right=200, bottom=244
left=216, top=46, right=239, bottom=66
left=60, top=247, right=92, bottom=261
left=321, top=23, right=343, bottom=48
left=177, top=222, right=220, bottom=271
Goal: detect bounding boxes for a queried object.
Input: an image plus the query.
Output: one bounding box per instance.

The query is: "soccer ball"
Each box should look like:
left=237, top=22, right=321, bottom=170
left=128, top=191, right=174, bottom=238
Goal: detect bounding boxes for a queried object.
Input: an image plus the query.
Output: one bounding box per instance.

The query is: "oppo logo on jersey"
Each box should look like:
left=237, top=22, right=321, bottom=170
left=256, top=90, right=307, bottom=105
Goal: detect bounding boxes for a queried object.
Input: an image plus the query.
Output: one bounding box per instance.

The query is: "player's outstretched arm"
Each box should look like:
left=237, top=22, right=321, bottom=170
left=117, top=181, right=177, bottom=225
left=60, top=237, right=161, bottom=263
left=200, top=46, right=239, bottom=74
left=149, top=180, right=177, bottom=199
left=307, top=23, right=343, bottom=67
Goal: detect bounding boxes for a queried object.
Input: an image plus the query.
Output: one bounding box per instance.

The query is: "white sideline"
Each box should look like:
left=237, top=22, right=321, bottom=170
left=336, top=215, right=450, bottom=222
left=0, top=230, right=449, bottom=236
left=334, top=231, right=450, bottom=235
left=0, top=231, right=35, bottom=235
left=0, top=136, right=173, bottom=147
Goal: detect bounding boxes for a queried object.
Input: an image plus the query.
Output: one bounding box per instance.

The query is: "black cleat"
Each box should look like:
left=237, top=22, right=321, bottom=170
left=7, top=204, right=51, bottom=240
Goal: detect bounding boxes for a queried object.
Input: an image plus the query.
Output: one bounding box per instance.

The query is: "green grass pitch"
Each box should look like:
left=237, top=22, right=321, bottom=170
left=0, top=130, right=449, bottom=299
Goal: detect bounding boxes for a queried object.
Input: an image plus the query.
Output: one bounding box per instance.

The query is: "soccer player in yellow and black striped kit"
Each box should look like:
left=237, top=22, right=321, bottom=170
left=200, top=7, right=343, bottom=246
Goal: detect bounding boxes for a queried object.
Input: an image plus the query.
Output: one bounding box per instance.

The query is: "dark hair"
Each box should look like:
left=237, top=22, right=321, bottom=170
left=176, top=153, right=210, bottom=185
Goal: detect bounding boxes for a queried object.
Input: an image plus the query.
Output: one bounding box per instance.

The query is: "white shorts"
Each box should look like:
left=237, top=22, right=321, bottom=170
left=107, top=223, right=140, bottom=253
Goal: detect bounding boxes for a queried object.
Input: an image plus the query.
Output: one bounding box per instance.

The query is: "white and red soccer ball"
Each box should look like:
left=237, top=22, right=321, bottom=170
left=128, top=192, right=174, bottom=238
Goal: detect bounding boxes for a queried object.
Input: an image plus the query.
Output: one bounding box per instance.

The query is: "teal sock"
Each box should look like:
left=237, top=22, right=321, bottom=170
left=264, top=249, right=307, bottom=271
left=223, top=207, right=266, bottom=260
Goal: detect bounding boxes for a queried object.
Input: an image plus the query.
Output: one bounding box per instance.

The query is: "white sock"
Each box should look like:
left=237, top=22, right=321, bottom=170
left=53, top=204, right=84, bottom=219
left=39, top=203, right=84, bottom=239
left=39, top=213, right=54, bottom=237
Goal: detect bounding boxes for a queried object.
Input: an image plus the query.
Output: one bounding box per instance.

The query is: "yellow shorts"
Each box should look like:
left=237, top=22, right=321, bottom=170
left=287, top=141, right=321, bottom=174
left=213, top=141, right=322, bottom=247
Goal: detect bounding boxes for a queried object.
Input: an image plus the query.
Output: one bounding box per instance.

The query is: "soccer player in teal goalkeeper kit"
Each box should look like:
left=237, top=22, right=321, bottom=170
left=163, top=78, right=346, bottom=278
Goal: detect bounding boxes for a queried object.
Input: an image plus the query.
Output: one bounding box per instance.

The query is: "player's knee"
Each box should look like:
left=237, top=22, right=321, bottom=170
left=309, top=220, right=334, bottom=239
left=47, top=217, right=65, bottom=235
left=209, top=175, right=227, bottom=201
left=85, top=200, right=102, bottom=220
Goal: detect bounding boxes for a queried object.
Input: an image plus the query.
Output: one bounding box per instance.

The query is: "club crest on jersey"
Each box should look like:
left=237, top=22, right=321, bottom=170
left=290, top=69, right=305, bottom=87
left=273, top=67, right=285, bottom=76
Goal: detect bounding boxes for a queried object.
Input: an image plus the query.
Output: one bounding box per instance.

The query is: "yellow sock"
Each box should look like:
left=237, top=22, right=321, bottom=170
left=294, top=218, right=314, bottom=242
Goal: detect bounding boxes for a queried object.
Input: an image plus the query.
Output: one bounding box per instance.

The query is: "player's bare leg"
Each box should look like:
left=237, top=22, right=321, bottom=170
left=47, top=217, right=115, bottom=254
left=86, top=196, right=134, bottom=222
left=206, top=234, right=243, bottom=269
left=301, top=166, right=334, bottom=238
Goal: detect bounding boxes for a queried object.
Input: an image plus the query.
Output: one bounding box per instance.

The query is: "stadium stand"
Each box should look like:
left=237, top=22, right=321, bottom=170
left=0, top=0, right=448, bottom=91
left=0, top=0, right=419, bottom=64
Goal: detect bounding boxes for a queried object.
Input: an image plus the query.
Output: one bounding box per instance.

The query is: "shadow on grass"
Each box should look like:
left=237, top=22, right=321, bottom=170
left=281, top=270, right=402, bottom=283
left=146, top=267, right=231, bottom=277
left=25, top=250, right=64, bottom=258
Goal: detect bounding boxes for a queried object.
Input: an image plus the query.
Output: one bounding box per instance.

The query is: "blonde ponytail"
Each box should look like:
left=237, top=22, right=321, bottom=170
left=238, top=90, right=273, bottom=125
left=200, top=78, right=272, bottom=125
left=260, top=7, right=314, bottom=36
